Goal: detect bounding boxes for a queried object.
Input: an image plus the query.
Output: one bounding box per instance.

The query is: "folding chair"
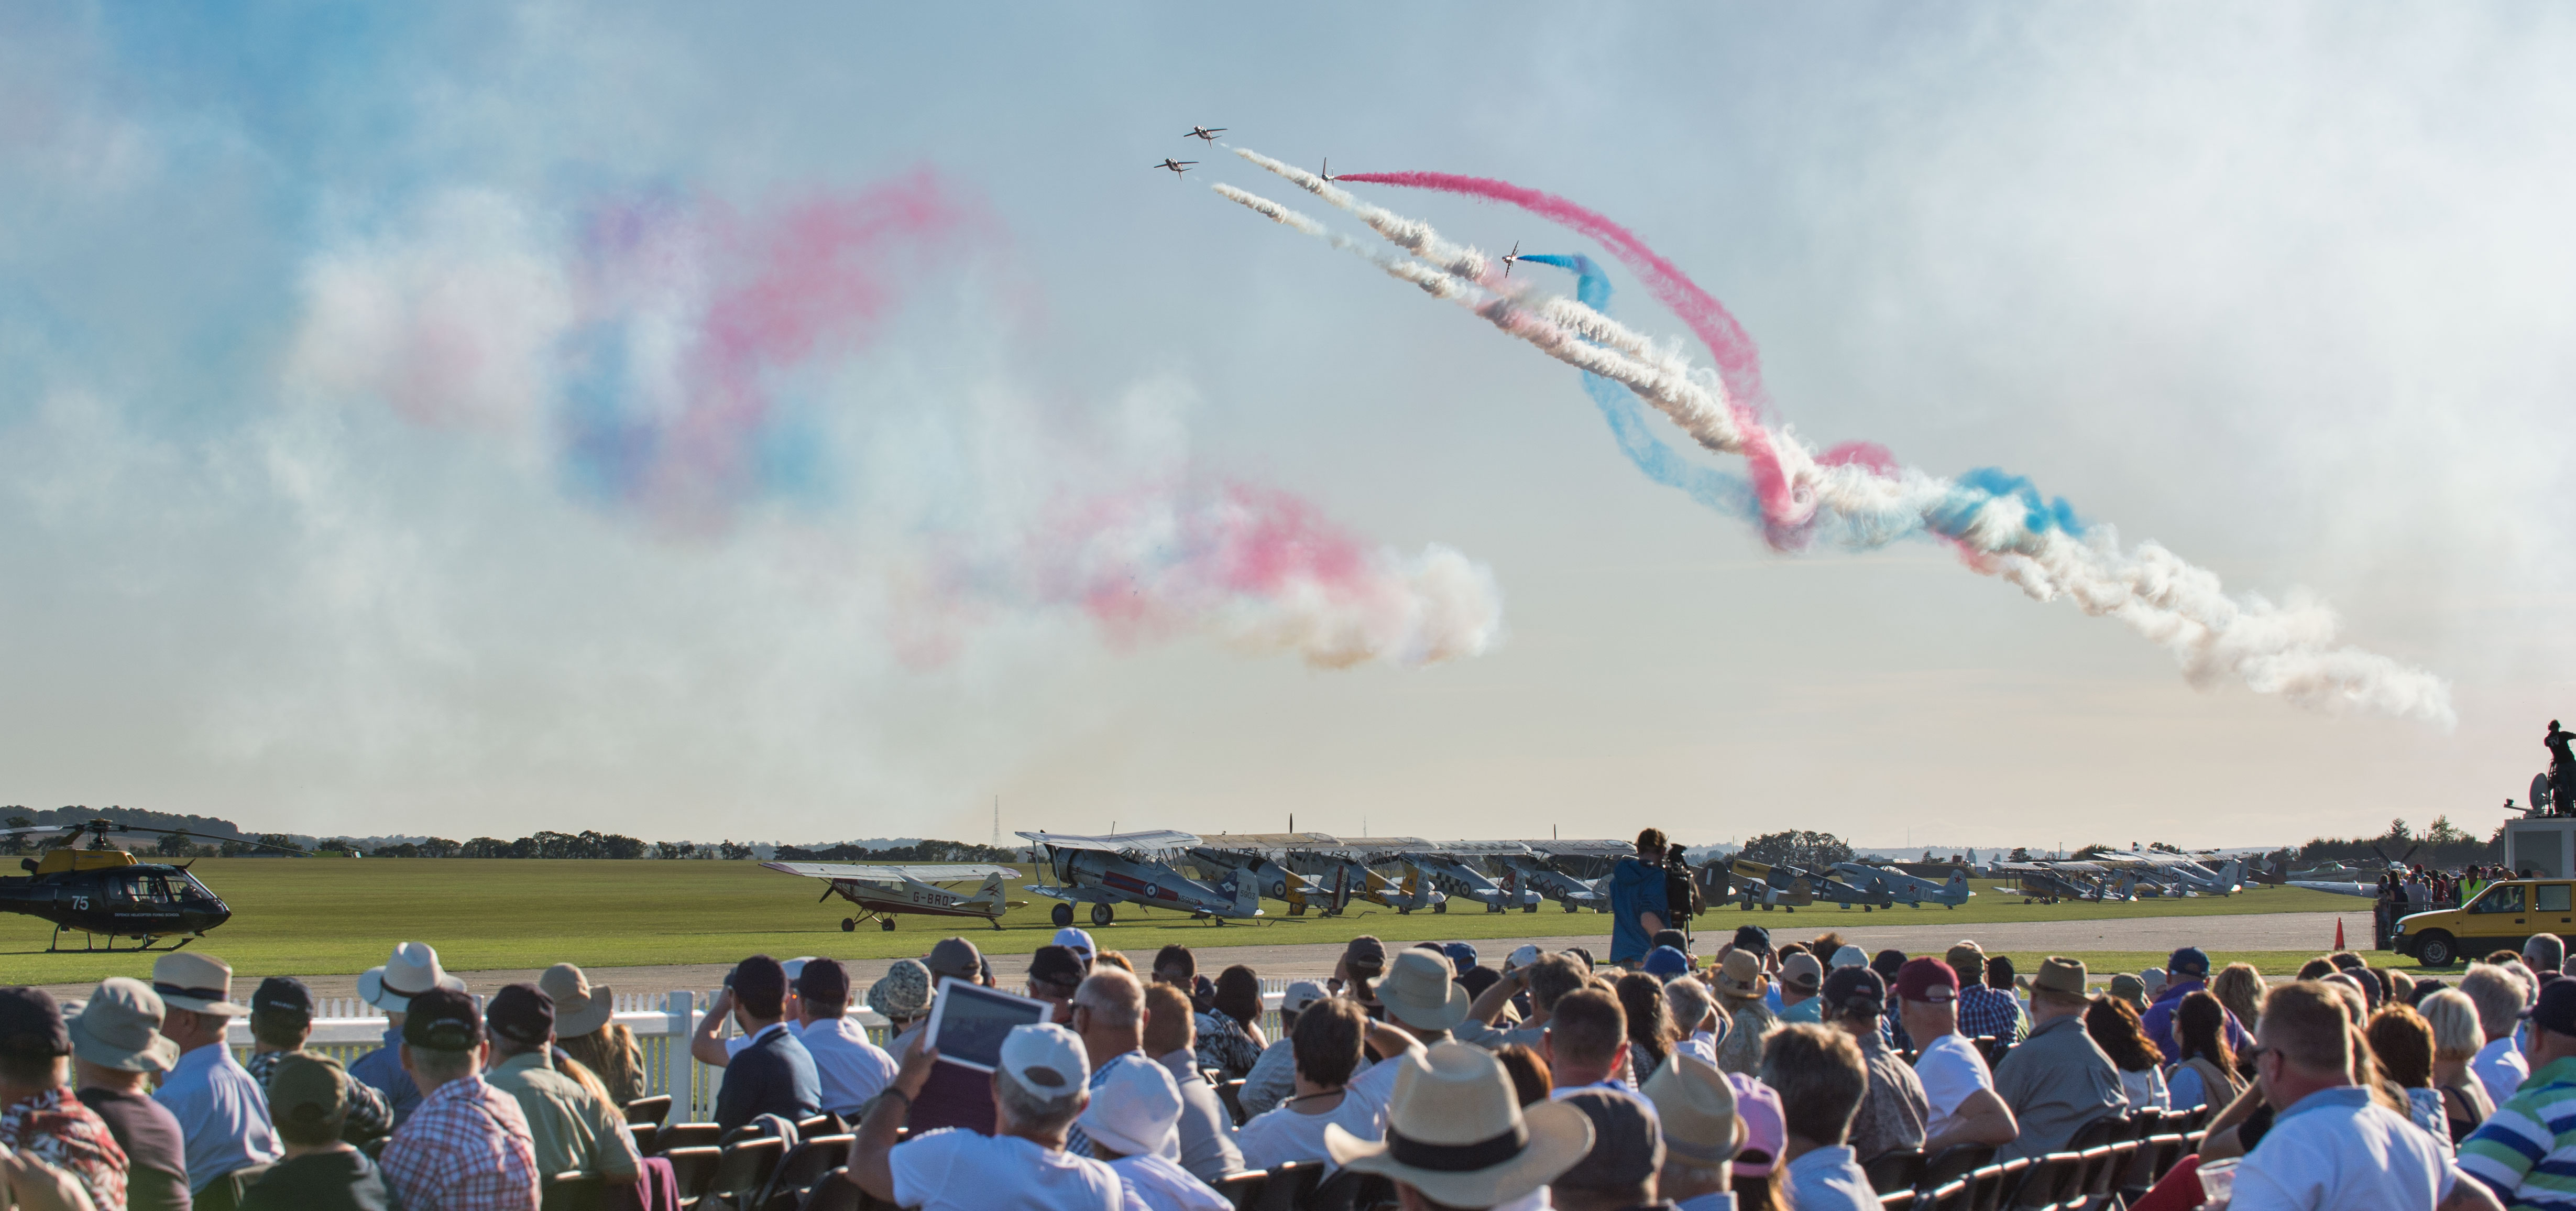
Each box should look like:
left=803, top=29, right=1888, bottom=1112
left=543, top=1171, right=606, bottom=1211
left=758, top=1135, right=854, bottom=1211
left=1924, top=1176, right=1971, bottom=1211
left=1999, top=1152, right=2076, bottom=1211
left=705, top=1136, right=787, bottom=1210
left=1310, top=1168, right=1397, bottom=1211
left=664, top=1145, right=724, bottom=1207
left=1213, top=1169, right=1268, bottom=1211
left=1218, top=1078, right=1249, bottom=1126
left=1248, top=1161, right=1325, bottom=1211
left=627, top=1094, right=676, bottom=1126
left=1921, top=1143, right=1996, bottom=1191
left=1864, top=1147, right=1926, bottom=1194
left=661, top=1122, right=725, bottom=1153
left=1880, top=1192, right=1916, bottom=1210
left=798, top=1170, right=862, bottom=1211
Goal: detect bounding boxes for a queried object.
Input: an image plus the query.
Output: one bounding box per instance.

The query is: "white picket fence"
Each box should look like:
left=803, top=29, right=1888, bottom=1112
left=229, top=986, right=1294, bottom=1122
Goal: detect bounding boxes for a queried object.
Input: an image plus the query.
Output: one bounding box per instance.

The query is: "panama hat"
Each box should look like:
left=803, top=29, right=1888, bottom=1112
left=151, top=952, right=249, bottom=1017
left=1380, top=949, right=1471, bottom=1032
left=1714, top=951, right=1768, bottom=1001
left=1327, top=1042, right=1593, bottom=1208
left=539, top=963, right=615, bottom=1039
left=70, top=977, right=180, bottom=1073
left=357, top=942, right=466, bottom=1013
left=1642, top=1053, right=1741, bottom=1165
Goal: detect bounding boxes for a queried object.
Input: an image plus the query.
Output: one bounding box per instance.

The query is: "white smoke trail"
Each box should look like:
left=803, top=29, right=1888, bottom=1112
left=1213, top=166, right=2455, bottom=724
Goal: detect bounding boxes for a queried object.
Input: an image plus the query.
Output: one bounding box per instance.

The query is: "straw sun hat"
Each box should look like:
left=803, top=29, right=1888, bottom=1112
left=1327, top=1042, right=1593, bottom=1208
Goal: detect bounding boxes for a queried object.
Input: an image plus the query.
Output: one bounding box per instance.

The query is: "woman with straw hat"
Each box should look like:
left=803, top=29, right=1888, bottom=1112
left=544, top=964, right=646, bottom=1108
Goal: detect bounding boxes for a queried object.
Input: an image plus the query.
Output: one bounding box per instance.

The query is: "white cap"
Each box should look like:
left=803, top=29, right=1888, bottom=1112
left=1053, top=928, right=1098, bottom=959
left=1075, top=1050, right=1182, bottom=1158
left=1282, top=980, right=1329, bottom=1013
left=1000, top=1022, right=1090, bottom=1096
left=1508, top=944, right=1542, bottom=969
left=782, top=957, right=816, bottom=981
left=1830, top=946, right=1867, bottom=970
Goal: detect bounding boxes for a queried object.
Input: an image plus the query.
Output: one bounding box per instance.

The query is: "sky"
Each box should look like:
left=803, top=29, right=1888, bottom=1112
left=2, top=3, right=2572, bottom=851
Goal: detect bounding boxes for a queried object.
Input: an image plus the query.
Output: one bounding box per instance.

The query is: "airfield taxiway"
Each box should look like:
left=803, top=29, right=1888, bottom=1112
left=79, top=906, right=2373, bottom=1006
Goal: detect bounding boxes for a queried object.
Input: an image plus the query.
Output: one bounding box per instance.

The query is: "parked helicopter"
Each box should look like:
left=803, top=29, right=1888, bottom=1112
left=0, top=820, right=306, bottom=952
left=1017, top=830, right=1263, bottom=927
left=758, top=860, right=1025, bottom=931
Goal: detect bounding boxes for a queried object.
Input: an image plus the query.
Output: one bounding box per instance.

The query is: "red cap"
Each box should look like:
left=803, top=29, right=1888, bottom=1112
left=1893, top=956, right=1960, bottom=1005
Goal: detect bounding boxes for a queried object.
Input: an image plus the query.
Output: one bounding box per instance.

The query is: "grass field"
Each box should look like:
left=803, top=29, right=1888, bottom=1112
left=0, top=861, right=2384, bottom=986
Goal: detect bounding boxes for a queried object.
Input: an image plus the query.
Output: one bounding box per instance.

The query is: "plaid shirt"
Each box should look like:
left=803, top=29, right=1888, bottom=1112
left=247, top=1049, right=396, bottom=1141
left=1958, top=985, right=2024, bottom=1043
left=1, top=1087, right=128, bottom=1211
left=380, top=1074, right=540, bottom=1211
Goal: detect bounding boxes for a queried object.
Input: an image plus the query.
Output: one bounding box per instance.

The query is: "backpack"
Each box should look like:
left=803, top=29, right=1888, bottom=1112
left=1665, top=853, right=1704, bottom=922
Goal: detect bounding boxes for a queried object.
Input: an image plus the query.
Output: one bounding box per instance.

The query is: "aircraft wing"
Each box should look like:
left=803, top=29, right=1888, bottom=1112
left=1198, top=832, right=1343, bottom=849
left=762, top=861, right=1021, bottom=881
left=1424, top=839, right=1534, bottom=856
left=1015, top=829, right=1201, bottom=852
left=2288, top=880, right=2377, bottom=898
left=1517, top=839, right=1635, bottom=859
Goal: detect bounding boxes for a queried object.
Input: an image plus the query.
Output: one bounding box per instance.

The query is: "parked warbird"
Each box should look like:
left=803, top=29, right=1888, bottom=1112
left=1403, top=842, right=1544, bottom=912
left=759, top=860, right=1025, bottom=932
left=1834, top=863, right=1975, bottom=909
left=1494, top=838, right=1630, bottom=913
left=1017, top=830, right=1263, bottom=928
left=1187, top=835, right=1333, bottom=916
left=1276, top=839, right=1448, bottom=915
left=1719, top=857, right=1815, bottom=912
left=1783, top=864, right=1895, bottom=912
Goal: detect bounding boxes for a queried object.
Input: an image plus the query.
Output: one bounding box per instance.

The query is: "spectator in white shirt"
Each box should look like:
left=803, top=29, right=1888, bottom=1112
left=1892, top=958, right=2017, bottom=1152
left=1642, top=1053, right=1741, bottom=1211
left=1237, top=982, right=1325, bottom=1120
left=1236, top=996, right=1363, bottom=1171
left=2458, top=964, right=2533, bottom=1108
left=1140, top=983, right=1243, bottom=1181
left=1077, top=1050, right=1230, bottom=1211
left=2223, top=981, right=2500, bottom=1211
left=846, top=1023, right=1126, bottom=1211
left=791, top=959, right=897, bottom=1119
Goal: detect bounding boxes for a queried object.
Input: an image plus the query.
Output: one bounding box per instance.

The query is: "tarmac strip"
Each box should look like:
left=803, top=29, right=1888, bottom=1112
left=103, top=907, right=2378, bottom=1007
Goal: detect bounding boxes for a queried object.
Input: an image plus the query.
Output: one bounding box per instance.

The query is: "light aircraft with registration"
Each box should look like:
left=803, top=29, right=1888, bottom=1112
left=1017, top=830, right=1262, bottom=927
left=759, top=860, right=1025, bottom=931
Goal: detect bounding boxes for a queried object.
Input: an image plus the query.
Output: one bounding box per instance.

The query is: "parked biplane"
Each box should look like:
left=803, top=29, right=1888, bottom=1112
left=1833, top=863, right=1975, bottom=909
left=1276, top=839, right=1448, bottom=915
left=759, top=860, right=1025, bottom=931
left=1403, top=842, right=1544, bottom=913
left=1017, top=830, right=1263, bottom=928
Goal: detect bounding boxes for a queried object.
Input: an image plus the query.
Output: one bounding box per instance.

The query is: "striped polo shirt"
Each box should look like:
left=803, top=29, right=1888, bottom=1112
left=2460, top=1054, right=2576, bottom=1205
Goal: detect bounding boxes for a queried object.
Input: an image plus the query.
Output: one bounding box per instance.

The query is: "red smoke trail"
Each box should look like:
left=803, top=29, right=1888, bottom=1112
left=1335, top=171, right=1808, bottom=543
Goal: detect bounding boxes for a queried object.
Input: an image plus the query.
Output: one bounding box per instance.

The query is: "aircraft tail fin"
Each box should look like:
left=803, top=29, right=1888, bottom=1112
left=1234, top=870, right=1262, bottom=917
left=972, top=871, right=1006, bottom=905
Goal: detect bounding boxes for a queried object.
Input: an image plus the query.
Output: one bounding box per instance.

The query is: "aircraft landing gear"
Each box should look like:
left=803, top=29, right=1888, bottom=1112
left=1563, top=902, right=1579, bottom=913
left=842, top=918, right=858, bottom=932
left=1523, top=902, right=1538, bottom=913
left=881, top=918, right=897, bottom=931
left=1051, top=903, right=1075, bottom=928
left=1433, top=901, right=1446, bottom=914
left=1090, top=902, right=1114, bottom=928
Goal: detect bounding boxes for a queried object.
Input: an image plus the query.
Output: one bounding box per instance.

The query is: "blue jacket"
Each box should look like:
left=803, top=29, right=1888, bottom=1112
left=716, top=1022, right=821, bottom=1132
left=1608, top=855, right=1671, bottom=963
left=348, top=1028, right=423, bottom=1126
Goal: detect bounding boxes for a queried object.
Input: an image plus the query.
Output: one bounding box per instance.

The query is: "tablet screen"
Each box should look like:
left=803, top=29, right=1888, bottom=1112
left=922, top=977, right=1051, bottom=1073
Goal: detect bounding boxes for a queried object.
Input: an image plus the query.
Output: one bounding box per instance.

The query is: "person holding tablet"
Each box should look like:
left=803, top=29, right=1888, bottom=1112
left=847, top=1024, right=1125, bottom=1211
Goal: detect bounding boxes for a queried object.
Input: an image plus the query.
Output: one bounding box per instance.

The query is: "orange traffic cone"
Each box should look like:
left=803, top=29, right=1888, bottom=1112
left=2335, top=918, right=2347, bottom=951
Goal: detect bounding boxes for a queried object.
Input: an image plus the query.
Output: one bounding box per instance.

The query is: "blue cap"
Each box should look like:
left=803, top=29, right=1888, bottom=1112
left=2167, top=947, right=2210, bottom=977
left=1642, top=946, right=1693, bottom=980
left=1442, top=942, right=1478, bottom=974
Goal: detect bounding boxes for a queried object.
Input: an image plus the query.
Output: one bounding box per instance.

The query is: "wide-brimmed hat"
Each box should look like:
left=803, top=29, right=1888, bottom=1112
left=1641, top=1053, right=1741, bottom=1165
left=1380, top=949, right=1470, bottom=1032
left=357, top=942, right=466, bottom=1013
left=152, top=952, right=249, bottom=1017
left=539, top=963, right=615, bottom=1039
left=1714, top=951, right=1768, bottom=1001
left=1327, top=1042, right=1594, bottom=1208
left=2108, top=974, right=2148, bottom=1012
left=2028, top=956, right=2088, bottom=1002
left=70, top=977, right=179, bottom=1073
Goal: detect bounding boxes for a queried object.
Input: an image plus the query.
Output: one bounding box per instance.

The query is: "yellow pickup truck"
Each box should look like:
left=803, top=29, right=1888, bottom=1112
left=2392, top=878, right=2575, bottom=967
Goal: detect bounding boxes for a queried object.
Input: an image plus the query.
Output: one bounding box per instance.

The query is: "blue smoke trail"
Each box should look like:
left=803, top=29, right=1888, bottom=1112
left=1522, top=255, right=2084, bottom=544
left=1519, top=255, right=1756, bottom=520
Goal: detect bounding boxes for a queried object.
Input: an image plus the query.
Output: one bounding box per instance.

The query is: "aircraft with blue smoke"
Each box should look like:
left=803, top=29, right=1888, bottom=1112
left=1016, top=830, right=1262, bottom=928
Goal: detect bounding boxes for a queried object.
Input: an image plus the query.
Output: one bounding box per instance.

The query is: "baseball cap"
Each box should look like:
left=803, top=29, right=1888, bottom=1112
left=1051, top=928, right=1097, bottom=961
left=252, top=976, right=315, bottom=1018
left=1028, top=946, right=1088, bottom=990
left=1443, top=942, right=1479, bottom=975
left=1552, top=1088, right=1665, bottom=1191
left=2528, top=979, right=2576, bottom=1037
left=1651, top=930, right=1692, bottom=955
left=1892, top=957, right=1959, bottom=1005
left=1944, top=941, right=1986, bottom=972
left=401, top=987, right=484, bottom=1051
left=999, top=1022, right=1090, bottom=1094
left=1779, top=952, right=1823, bottom=994
left=1830, top=946, right=1868, bottom=970
left=270, top=1054, right=353, bottom=1131
left=926, top=938, right=982, bottom=981
left=1343, top=935, right=1388, bottom=977
left=795, top=958, right=851, bottom=1005
left=2167, top=947, right=2210, bottom=977
left=1281, top=980, right=1329, bottom=1013
left=1073, top=1046, right=1182, bottom=1157
left=1819, top=966, right=1886, bottom=1018
left=485, top=983, right=555, bottom=1046
left=1642, top=946, right=1692, bottom=981
left=0, top=988, right=72, bottom=1062
left=781, top=957, right=813, bottom=984
left=1507, top=944, right=1543, bottom=970
left=1731, top=925, right=1771, bottom=956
